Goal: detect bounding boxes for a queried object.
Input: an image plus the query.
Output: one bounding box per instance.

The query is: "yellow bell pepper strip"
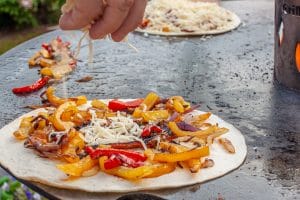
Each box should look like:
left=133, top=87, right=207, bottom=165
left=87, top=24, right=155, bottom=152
left=40, top=67, right=53, bottom=77
left=108, top=99, right=143, bottom=112
left=39, top=58, right=56, bottom=68
left=132, top=92, right=160, bottom=118
left=28, top=52, right=41, bottom=66
left=52, top=102, right=76, bottom=131
left=31, top=114, right=49, bottom=130
left=57, top=155, right=98, bottom=177
left=168, top=121, right=218, bottom=138
left=40, top=48, right=52, bottom=59
left=99, top=156, right=153, bottom=180
left=191, top=112, right=212, bottom=127
left=13, top=116, right=34, bottom=140
left=141, top=110, right=170, bottom=122
left=69, top=96, right=87, bottom=106
left=62, top=129, right=85, bottom=163
left=173, top=99, right=185, bottom=113
left=153, top=146, right=209, bottom=163
left=166, top=96, right=190, bottom=113
left=95, top=111, right=117, bottom=119
left=45, top=86, right=87, bottom=107
left=91, top=99, right=108, bottom=110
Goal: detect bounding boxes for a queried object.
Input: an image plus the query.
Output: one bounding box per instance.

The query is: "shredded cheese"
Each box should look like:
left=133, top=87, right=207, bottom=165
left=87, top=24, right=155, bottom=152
left=143, top=0, right=236, bottom=33
left=81, top=111, right=147, bottom=149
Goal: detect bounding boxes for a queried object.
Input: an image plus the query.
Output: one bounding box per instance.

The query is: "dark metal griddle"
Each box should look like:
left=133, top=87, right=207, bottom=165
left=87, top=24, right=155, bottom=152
left=0, top=1, right=299, bottom=200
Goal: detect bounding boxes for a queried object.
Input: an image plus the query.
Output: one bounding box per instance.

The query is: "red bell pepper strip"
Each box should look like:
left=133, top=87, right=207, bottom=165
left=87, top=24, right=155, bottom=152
left=42, top=43, right=52, bottom=53
left=56, top=36, right=62, bottom=43
left=104, top=154, right=143, bottom=169
left=104, top=157, right=122, bottom=170
left=85, top=147, right=147, bottom=162
left=141, top=125, right=162, bottom=138
left=117, top=154, right=143, bottom=168
left=12, top=77, right=50, bottom=94
left=108, top=99, right=143, bottom=111
left=85, top=146, right=95, bottom=154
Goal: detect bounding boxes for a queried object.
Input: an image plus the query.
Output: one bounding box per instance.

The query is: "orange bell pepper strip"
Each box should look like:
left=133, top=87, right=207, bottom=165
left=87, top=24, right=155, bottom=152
left=57, top=155, right=98, bottom=177
left=144, top=162, right=176, bottom=178
left=191, top=112, right=211, bottom=127
left=132, top=92, right=160, bottom=118
left=159, top=142, right=201, bottom=173
left=168, top=121, right=218, bottom=138
left=153, top=146, right=209, bottom=163
left=13, top=116, right=34, bottom=140
left=46, top=87, right=87, bottom=107
left=45, top=87, right=67, bottom=106
left=71, top=110, right=92, bottom=127
left=61, top=106, right=78, bottom=121
left=295, top=43, right=300, bottom=72
left=141, top=110, right=169, bottom=122
left=62, top=129, right=85, bottom=163
left=52, top=102, right=76, bottom=131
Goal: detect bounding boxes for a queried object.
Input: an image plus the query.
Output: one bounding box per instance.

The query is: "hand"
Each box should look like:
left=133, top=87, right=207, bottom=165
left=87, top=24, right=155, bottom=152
left=59, top=0, right=147, bottom=42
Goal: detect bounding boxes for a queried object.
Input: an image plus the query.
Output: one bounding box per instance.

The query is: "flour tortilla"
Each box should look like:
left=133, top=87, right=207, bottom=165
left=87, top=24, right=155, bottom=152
left=0, top=100, right=247, bottom=193
left=135, top=9, right=241, bottom=36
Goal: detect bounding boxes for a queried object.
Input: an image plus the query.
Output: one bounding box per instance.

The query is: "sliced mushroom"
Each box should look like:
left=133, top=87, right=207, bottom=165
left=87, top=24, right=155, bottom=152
left=201, top=158, right=214, bottom=168
left=219, top=138, right=235, bottom=153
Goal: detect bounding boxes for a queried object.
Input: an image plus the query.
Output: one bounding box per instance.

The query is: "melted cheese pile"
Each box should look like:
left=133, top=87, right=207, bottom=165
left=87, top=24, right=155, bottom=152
left=81, top=112, right=146, bottom=149
left=144, top=0, right=235, bottom=33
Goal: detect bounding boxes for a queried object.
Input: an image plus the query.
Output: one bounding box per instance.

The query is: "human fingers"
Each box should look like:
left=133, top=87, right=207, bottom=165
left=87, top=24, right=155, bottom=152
left=89, top=0, right=134, bottom=39
left=59, top=0, right=104, bottom=30
left=111, top=0, right=147, bottom=42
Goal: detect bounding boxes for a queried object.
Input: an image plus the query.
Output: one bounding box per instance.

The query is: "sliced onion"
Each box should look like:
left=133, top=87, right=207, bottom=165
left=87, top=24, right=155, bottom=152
left=183, top=104, right=201, bottom=114
left=169, top=112, right=179, bottom=122
left=176, top=122, right=199, bottom=132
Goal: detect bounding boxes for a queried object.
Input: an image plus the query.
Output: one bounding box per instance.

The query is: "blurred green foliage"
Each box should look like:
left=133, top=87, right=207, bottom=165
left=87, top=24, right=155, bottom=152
left=0, top=0, right=65, bottom=29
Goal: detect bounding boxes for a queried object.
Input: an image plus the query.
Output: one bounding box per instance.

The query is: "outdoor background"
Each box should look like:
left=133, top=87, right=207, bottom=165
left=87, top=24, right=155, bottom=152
left=0, top=0, right=64, bottom=55
left=0, top=0, right=273, bottom=55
